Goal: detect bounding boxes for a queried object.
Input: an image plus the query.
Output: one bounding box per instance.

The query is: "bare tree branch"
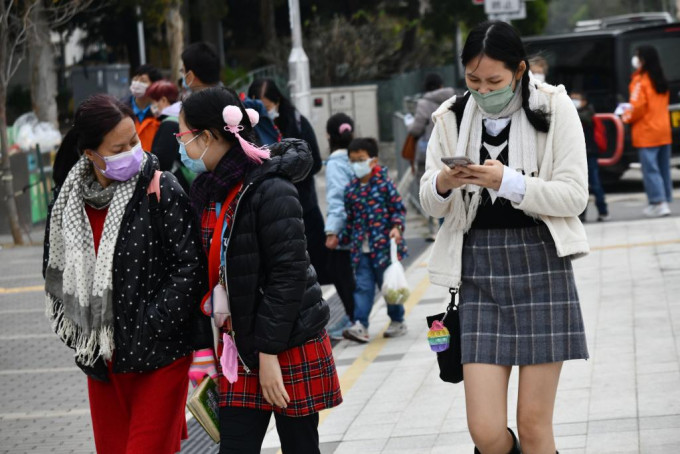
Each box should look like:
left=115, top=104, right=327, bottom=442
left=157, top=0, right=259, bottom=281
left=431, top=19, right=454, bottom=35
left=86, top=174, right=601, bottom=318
left=48, top=0, right=99, bottom=28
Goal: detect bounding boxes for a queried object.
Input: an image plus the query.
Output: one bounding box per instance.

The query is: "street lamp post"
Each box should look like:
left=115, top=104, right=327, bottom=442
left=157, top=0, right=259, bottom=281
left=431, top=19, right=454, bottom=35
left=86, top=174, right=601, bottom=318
left=136, top=5, right=146, bottom=65
left=287, top=0, right=311, bottom=118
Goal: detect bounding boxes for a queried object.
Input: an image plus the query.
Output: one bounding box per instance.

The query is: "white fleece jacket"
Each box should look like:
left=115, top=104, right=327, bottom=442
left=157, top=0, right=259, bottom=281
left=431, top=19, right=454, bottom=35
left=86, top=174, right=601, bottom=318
left=419, top=83, right=590, bottom=289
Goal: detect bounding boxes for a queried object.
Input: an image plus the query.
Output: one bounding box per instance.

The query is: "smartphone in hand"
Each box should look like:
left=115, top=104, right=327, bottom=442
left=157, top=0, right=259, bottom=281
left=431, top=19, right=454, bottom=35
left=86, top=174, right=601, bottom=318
left=441, top=156, right=474, bottom=168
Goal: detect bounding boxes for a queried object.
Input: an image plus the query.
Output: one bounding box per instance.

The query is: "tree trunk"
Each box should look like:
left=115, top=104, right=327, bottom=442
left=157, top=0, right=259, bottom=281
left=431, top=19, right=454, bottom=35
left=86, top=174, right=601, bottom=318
left=0, top=83, right=25, bottom=245
left=28, top=0, right=58, bottom=127
left=397, top=0, right=420, bottom=72
left=166, top=0, right=184, bottom=84
left=676, top=0, right=680, bottom=20
left=259, top=0, right=276, bottom=49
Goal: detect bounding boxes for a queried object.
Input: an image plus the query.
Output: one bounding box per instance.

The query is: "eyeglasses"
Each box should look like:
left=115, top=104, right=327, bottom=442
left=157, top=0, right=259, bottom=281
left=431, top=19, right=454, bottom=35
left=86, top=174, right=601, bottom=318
left=174, top=129, right=200, bottom=146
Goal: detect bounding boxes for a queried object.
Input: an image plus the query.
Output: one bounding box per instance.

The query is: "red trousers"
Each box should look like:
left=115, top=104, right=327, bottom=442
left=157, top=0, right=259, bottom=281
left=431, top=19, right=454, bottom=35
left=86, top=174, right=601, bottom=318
left=88, top=356, right=192, bottom=454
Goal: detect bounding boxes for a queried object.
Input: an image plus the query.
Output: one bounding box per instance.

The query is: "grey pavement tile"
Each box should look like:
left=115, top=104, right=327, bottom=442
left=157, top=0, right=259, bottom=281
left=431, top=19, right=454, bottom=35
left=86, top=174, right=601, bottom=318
left=0, top=338, right=75, bottom=371
left=344, top=422, right=395, bottom=441
left=554, top=422, right=588, bottom=437
left=382, top=434, right=437, bottom=453
left=587, top=417, right=638, bottom=433
left=587, top=392, right=638, bottom=421
left=585, top=430, right=639, bottom=453
left=333, top=438, right=388, bottom=454
left=556, top=434, right=587, bottom=450
left=430, top=431, right=474, bottom=453
left=320, top=442, right=341, bottom=454
left=639, top=415, right=680, bottom=430
left=640, top=428, right=680, bottom=452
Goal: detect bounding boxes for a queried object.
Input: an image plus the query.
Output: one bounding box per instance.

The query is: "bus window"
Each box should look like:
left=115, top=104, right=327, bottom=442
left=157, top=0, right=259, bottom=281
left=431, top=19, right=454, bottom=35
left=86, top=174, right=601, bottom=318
left=526, top=38, right=616, bottom=111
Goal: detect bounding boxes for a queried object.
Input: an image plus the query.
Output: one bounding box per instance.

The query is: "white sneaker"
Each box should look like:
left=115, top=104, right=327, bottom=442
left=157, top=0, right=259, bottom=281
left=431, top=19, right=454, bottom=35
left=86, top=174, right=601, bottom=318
left=327, top=315, right=352, bottom=341
left=343, top=321, right=370, bottom=343
left=383, top=321, right=407, bottom=338
left=643, top=202, right=671, bottom=218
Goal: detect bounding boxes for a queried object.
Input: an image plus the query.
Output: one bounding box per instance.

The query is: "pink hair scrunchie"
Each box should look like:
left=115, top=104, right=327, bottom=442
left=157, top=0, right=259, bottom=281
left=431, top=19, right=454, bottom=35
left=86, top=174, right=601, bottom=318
left=222, top=105, right=270, bottom=164
left=339, top=123, right=352, bottom=134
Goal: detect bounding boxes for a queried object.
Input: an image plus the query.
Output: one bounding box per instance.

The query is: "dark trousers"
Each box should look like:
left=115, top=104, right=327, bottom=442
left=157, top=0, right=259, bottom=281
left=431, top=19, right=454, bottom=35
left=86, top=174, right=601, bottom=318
left=304, top=211, right=356, bottom=320
left=326, top=249, right=356, bottom=321
left=219, top=406, right=320, bottom=454
left=587, top=154, right=608, bottom=215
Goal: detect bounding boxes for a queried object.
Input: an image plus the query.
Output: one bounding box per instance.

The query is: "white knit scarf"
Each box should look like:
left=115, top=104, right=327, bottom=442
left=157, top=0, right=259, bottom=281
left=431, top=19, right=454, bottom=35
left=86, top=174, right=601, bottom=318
left=44, top=154, right=146, bottom=366
left=455, top=80, right=549, bottom=229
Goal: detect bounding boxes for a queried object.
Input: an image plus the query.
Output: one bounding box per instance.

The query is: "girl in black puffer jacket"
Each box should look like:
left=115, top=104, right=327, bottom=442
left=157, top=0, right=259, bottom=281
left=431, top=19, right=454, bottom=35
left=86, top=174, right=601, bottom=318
left=180, top=87, right=342, bottom=454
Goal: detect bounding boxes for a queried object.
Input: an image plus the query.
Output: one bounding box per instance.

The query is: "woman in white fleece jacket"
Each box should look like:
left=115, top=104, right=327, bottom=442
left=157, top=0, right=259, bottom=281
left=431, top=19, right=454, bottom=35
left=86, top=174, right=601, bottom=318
left=420, top=21, right=589, bottom=454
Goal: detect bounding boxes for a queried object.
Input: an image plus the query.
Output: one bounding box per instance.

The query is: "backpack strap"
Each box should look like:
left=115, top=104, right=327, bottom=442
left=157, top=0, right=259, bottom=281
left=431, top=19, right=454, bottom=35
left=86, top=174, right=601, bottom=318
left=147, top=170, right=162, bottom=203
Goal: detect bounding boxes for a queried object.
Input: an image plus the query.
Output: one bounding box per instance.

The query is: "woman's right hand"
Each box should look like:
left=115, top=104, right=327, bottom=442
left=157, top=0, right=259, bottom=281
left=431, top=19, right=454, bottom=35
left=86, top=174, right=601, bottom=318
left=259, top=352, right=290, bottom=409
left=435, top=166, right=468, bottom=195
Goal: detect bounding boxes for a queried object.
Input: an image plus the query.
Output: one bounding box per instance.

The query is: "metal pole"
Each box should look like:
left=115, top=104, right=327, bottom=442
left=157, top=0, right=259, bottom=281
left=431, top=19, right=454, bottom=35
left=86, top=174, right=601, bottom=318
left=34, top=145, right=49, bottom=214
left=136, top=5, right=147, bottom=65
left=287, top=0, right=311, bottom=119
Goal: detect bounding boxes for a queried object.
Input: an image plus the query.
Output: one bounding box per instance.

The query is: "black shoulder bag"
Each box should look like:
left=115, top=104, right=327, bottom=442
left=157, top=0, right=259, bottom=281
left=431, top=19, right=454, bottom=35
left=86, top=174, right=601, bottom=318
left=426, top=288, right=463, bottom=384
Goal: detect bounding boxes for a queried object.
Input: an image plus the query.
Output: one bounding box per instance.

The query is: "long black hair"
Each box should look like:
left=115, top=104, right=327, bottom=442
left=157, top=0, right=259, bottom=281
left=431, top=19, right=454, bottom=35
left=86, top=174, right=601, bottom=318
left=247, top=78, right=299, bottom=135
left=326, top=113, right=354, bottom=151
left=637, top=45, right=669, bottom=94
left=460, top=20, right=549, bottom=133
left=181, top=86, right=257, bottom=145
left=53, top=94, right=134, bottom=187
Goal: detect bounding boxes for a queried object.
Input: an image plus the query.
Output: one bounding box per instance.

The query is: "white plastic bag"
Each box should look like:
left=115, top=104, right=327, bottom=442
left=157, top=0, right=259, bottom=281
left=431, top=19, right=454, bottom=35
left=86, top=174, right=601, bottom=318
left=381, top=238, right=410, bottom=305
left=13, top=112, right=62, bottom=151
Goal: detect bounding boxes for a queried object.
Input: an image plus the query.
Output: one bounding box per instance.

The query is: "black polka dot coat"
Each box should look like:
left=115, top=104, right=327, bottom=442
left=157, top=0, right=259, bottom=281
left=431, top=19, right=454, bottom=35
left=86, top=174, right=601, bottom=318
left=43, top=155, right=213, bottom=381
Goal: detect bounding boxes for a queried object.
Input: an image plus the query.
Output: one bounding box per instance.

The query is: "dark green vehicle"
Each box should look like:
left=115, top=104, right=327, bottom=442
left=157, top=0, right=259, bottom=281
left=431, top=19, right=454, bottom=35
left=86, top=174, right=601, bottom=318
left=524, top=20, right=680, bottom=182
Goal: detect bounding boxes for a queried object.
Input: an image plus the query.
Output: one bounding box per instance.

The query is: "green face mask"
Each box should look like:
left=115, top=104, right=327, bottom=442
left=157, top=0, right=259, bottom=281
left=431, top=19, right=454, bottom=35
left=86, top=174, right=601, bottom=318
left=469, top=80, right=517, bottom=115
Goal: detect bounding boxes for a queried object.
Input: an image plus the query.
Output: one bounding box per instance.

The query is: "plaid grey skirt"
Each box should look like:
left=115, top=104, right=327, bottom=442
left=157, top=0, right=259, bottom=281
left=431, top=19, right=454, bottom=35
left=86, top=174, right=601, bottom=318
left=460, top=225, right=589, bottom=366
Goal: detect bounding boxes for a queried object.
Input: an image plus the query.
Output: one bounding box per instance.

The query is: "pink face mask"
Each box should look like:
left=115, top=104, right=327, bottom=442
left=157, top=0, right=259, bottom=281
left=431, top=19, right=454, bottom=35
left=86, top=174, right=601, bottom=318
left=93, top=144, right=143, bottom=181
left=221, top=333, right=239, bottom=384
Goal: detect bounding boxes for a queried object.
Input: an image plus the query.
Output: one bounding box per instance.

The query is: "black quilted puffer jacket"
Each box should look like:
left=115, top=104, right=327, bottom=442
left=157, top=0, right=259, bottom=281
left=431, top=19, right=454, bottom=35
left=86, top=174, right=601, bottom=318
left=223, top=139, right=329, bottom=370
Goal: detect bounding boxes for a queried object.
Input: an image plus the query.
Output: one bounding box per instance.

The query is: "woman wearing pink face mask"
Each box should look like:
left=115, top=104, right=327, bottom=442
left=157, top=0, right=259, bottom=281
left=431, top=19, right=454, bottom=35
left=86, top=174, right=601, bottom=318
left=44, top=94, right=213, bottom=454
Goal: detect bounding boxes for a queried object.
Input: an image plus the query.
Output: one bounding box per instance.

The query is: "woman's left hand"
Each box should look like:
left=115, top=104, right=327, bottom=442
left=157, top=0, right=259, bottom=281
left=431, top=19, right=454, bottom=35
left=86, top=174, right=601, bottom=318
left=456, top=160, right=504, bottom=191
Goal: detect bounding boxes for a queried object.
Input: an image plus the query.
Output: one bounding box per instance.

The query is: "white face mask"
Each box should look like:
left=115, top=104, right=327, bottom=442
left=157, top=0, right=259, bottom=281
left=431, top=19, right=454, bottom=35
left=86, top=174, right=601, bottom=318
left=130, top=80, right=149, bottom=98
left=631, top=56, right=641, bottom=70
left=267, top=107, right=279, bottom=121
left=571, top=99, right=583, bottom=109
left=533, top=73, right=546, bottom=83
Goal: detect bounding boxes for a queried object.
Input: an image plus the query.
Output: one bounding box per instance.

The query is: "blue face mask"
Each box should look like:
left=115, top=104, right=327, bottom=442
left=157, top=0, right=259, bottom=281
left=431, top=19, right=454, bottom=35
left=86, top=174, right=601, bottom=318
left=179, top=141, right=208, bottom=174
left=181, top=72, right=192, bottom=93
left=351, top=159, right=373, bottom=179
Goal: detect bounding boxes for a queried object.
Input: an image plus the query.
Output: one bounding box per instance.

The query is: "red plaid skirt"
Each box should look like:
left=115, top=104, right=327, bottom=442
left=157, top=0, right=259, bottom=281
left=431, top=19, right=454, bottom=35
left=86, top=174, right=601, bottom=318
left=217, top=330, right=342, bottom=417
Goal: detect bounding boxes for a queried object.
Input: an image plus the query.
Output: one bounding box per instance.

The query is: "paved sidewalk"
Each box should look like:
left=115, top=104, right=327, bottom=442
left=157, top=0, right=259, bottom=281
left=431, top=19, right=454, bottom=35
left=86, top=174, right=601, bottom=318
left=3, top=172, right=680, bottom=453
left=258, top=216, right=680, bottom=454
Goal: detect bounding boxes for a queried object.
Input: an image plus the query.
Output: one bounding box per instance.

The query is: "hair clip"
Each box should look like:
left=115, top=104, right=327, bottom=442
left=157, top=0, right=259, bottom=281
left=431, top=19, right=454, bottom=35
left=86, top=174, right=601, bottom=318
left=339, top=123, right=352, bottom=134
left=222, top=105, right=270, bottom=163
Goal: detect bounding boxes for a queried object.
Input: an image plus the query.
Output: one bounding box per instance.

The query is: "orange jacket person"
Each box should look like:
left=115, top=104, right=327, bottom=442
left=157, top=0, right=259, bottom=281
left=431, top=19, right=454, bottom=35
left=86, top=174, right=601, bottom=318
left=127, top=64, right=162, bottom=152
left=622, top=45, right=672, bottom=217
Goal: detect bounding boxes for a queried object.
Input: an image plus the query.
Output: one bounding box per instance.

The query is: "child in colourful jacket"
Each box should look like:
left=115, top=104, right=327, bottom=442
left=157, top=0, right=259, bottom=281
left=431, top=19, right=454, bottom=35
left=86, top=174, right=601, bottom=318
left=339, top=138, right=408, bottom=343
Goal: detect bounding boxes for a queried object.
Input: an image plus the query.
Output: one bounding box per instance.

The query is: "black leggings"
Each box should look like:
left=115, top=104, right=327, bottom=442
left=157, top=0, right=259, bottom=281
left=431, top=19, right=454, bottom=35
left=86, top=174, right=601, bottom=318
left=219, top=406, right=320, bottom=454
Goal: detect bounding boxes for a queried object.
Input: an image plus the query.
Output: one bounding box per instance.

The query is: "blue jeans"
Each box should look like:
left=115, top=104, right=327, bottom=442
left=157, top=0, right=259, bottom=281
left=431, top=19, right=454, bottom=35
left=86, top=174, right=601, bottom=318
left=587, top=155, right=608, bottom=215
left=639, top=145, right=673, bottom=204
left=353, top=253, right=405, bottom=328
